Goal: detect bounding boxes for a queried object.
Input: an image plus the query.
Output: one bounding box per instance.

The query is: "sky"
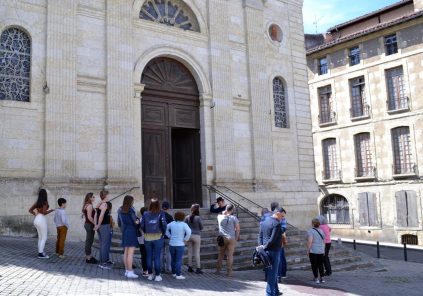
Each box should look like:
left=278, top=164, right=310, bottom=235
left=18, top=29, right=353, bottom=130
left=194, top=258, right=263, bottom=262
left=303, top=0, right=400, bottom=34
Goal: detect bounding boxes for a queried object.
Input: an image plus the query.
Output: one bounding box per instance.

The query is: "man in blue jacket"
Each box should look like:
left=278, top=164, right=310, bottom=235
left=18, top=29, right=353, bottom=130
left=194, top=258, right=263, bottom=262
left=258, top=207, right=285, bottom=296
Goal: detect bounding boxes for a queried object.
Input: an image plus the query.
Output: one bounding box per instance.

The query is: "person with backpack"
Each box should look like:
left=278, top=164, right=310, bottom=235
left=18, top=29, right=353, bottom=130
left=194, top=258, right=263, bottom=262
left=216, top=204, right=240, bottom=277
left=307, top=218, right=326, bottom=284
left=140, top=198, right=167, bottom=282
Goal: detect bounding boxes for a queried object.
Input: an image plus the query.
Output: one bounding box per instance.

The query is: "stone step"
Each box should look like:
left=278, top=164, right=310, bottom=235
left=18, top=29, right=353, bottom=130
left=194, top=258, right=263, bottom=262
left=288, top=255, right=362, bottom=271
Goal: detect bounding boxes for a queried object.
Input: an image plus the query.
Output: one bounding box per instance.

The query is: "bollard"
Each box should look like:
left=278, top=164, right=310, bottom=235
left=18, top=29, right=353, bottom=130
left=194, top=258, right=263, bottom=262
left=404, top=243, right=408, bottom=262
left=376, top=241, right=380, bottom=259
left=353, top=239, right=356, bottom=250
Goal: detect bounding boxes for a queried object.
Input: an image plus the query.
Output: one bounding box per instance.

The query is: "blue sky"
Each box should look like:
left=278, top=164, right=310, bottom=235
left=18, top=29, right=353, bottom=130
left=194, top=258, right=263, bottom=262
left=303, top=0, right=400, bottom=33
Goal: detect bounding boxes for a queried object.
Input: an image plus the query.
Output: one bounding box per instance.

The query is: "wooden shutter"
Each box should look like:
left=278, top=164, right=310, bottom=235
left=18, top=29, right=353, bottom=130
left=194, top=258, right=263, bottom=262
left=395, top=191, right=407, bottom=227
left=405, top=191, right=418, bottom=227
left=358, top=192, right=369, bottom=226
left=367, top=193, right=378, bottom=226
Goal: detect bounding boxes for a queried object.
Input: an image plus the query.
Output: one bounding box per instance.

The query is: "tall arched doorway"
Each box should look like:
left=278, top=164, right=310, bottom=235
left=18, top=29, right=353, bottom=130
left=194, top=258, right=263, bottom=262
left=141, top=57, right=202, bottom=208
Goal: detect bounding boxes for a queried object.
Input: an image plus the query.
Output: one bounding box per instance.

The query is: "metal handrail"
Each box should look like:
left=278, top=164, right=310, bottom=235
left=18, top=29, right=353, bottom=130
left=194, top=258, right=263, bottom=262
left=108, top=186, right=141, bottom=203
left=203, top=184, right=261, bottom=222
left=215, top=185, right=264, bottom=209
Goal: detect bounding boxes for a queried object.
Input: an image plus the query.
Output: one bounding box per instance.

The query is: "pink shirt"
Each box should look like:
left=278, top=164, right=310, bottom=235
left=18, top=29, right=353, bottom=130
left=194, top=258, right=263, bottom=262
left=319, top=224, right=331, bottom=243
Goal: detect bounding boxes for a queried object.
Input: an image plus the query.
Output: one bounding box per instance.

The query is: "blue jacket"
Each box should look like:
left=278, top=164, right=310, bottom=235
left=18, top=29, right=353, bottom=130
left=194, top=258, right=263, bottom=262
left=258, top=216, right=283, bottom=251
left=140, top=211, right=167, bottom=235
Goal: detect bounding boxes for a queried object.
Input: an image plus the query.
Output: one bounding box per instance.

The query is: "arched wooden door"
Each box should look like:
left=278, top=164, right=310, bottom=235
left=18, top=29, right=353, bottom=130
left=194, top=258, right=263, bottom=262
left=141, top=57, right=202, bottom=208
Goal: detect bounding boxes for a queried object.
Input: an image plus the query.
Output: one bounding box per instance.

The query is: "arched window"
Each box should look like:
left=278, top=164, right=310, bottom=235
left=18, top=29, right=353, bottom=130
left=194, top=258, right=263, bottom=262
left=273, top=77, right=288, bottom=128
left=321, top=194, right=350, bottom=224
left=0, top=27, right=31, bottom=102
left=139, top=0, right=200, bottom=32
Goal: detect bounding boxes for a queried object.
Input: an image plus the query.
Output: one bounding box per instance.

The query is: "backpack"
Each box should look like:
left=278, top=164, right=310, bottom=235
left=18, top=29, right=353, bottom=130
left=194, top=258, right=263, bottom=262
left=143, top=211, right=166, bottom=235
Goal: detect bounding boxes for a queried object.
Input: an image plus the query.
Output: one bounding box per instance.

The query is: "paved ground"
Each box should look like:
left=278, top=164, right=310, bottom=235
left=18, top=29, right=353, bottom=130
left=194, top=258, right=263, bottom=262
left=1, top=236, right=423, bottom=296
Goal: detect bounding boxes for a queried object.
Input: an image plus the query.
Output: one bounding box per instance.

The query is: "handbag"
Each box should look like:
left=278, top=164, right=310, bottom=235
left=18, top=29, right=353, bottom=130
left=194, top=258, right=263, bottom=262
left=217, top=235, right=225, bottom=247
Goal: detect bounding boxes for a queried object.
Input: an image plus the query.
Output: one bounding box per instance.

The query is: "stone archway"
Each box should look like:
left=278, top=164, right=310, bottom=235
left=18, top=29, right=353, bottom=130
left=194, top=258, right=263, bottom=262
left=141, top=57, right=202, bottom=208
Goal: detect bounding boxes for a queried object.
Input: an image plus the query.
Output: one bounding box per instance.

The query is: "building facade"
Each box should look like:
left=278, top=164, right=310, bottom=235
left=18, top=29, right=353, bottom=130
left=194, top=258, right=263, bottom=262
left=0, top=0, right=318, bottom=239
left=307, top=0, right=423, bottom=245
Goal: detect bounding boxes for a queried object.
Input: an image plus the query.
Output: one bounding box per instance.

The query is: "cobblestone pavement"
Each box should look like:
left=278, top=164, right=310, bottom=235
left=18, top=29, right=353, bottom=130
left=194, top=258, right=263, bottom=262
left=1, top=236, right=423, bottom=296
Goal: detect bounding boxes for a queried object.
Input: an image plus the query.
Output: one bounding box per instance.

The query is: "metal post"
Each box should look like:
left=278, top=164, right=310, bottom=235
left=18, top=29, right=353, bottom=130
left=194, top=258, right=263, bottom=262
left=404, top=243, right=408, bottom=261
left=376, top=241, right=380, bottom=259
left=353, top=239, right=356, bottom=250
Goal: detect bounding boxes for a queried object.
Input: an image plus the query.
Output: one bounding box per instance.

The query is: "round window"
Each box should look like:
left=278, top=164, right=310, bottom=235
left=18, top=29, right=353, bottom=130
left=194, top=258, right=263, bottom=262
left=268, top=24, right=282, bottom=43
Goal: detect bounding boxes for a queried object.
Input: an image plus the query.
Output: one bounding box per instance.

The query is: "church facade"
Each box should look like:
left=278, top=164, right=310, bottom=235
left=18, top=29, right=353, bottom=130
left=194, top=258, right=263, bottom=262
left=0, top=0, right=318, bottom=239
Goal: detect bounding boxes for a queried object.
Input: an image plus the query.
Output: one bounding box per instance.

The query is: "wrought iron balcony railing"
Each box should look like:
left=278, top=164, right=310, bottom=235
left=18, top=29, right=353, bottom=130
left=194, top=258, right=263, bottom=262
left=392, top=163, right=418, bottom=178
left=350, top=104, right=371, bottom=119
left=318, top=111, right=337, bottom=126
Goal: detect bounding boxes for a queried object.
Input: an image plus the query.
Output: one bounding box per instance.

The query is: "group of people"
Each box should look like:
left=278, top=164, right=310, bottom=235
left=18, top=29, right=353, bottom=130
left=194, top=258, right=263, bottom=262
left=27, top=188, right=332, bottom=295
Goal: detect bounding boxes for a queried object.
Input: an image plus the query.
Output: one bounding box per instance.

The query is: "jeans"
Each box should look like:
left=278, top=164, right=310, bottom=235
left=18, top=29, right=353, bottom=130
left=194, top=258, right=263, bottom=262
left=97, top=224, right=111, bottom=264
left=139, top=244, right=147, bottom=271
left=145, top=238, right=164, bottom=275
left=107, top=229, right=113, bottom=261
left=169, top=245, right=185, bottom=276
left=278, top=247, right=287, bottom=278
left=323, top=243, right=332, bottom=275
left=33, top=214, right=48, bottom=254
left=55, top=226, right=68, bottom=255
left=84, top=223, right=95, bottom=256
left=187, top=234, right=201, bottom=269
left=265, top=249, right=281, bottom=296
left=309, top=253, right=324, bottom=279
left=161, top=238, right=171, bottom=273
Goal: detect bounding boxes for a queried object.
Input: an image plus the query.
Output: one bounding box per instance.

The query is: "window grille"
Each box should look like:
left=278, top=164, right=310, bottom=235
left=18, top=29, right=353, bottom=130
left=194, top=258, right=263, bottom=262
left=0, top=27, right=31, bottom=102
left=354, top=133, right=373, bottom=177
left=391, top=127, right=413, bottom=175
left=273, top=77, right=288, bottom=128
left=318, top=86, right=335, bottom=124
left=139, top=0, right=200, bottom=32
left=321, top=194, right=350, bottom=224
left=349, top=46, right=360, bottom=66
left=318, top=57, right=328, bottom=75
left=386, top=67, right=408, bottom=111
left=322, top=138, right=339, bottom=180
left=401, top=234, right=418, bottom=245
left=385, top=34, right=398, bottom=55
left=350, top=76, right=368, bottom=118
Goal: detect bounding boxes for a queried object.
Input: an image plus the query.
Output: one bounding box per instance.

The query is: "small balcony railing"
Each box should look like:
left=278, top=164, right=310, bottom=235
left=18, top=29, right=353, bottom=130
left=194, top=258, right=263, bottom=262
left=319, top=111, right=337, bottom=126
left=322, top=169, right=342, bottom=183
left=392, top=163, right=418, bottom=178
left=350, top=104, right=371, bottom=120
left=387, top=96, right=410, bottom=114
left=355, top=166, right=377, bottom=181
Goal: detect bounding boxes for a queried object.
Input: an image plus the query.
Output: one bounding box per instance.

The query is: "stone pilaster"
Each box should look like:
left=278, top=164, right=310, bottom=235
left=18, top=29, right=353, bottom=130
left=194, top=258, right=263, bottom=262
left=243, top=1, right=273, bottom=182
left=44, top=0, right=78, bottom=183
left=208, top=0, right=237, bottom=182
left=105, top=0, right=138, bottom=188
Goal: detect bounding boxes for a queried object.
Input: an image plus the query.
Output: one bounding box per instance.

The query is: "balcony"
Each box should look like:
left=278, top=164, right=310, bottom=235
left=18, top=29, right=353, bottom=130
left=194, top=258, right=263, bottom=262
left=392, top=163, right=418, bottom=179
left=355, top=166, right=377, bottom=181
left=350, top=104, right=371, bottom=121
left=319, top=111, right=337, bottom=127
left=387, top=96, right=410, bottom=114
left=322, top=170, right=342, bottom=183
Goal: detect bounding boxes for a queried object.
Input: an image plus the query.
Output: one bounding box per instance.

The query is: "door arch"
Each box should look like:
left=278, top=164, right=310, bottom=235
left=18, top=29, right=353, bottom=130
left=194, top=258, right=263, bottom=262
left=141, top=57, right=202, bottom=208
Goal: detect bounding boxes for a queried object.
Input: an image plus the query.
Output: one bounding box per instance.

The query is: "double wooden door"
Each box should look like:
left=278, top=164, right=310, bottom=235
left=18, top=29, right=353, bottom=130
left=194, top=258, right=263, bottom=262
left=141, top=101, right=201, bottom=208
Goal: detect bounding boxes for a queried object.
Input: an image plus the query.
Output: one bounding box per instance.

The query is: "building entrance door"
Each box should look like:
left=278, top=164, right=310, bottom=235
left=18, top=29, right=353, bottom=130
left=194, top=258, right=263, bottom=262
left=141, top=58, right=201, bottom=208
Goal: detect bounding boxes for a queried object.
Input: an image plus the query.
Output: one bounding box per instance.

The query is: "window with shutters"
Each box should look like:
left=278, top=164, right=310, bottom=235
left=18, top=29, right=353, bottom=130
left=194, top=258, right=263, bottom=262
left=391, top=127, right=416, bottom=176
left=0, top=27, right=31, bottom=102
left=354, top=133, right=375, bottom=179
left=273, top=77, right=288, bottom=128
left=321, top=194, right=350, bottom=224
left=358, top=192, right=378, bottom=227
left=322, top=138, right=340, bottom=181
left=395, top=190, right=418, bottom=227
left=318, top=85, right=336, bottom=126
left=385, top=66, right=409, bottom=112
left=350, top=76, right=370, bottom=119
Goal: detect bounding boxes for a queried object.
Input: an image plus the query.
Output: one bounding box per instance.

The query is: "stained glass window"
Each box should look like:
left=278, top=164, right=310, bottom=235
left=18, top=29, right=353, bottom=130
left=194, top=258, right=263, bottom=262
left=273, top=77, right=288, bottom=128
left=139, top=0, right=200, bottom=32
left=0, top=27, right=31, bottom=102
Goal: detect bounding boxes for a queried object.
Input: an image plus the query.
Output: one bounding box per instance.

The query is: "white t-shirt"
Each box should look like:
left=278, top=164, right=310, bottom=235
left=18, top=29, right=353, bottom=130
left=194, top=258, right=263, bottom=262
left=217, top=215, right=239, bottom=239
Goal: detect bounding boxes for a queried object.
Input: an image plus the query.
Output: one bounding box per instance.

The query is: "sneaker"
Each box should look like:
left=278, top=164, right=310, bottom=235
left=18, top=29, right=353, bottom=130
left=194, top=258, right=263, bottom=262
left=147, top=274, right=155, bottom=281
left=154, top=275, right=162, bottom=282
left=98, top=263, right=111, bottom=270
left=175, top=275, right=186, bottom=280
left=124, top=270, right=128, bottom=277
left=58, top=255, right=65, bottom=259
left=106, top=260, right=115, bottom=265
left=188, top=266, right=194, bottom=272
left=86, top=257, right=98, bottom=264
left=314, top=278, right=320, bottom=284
left=142, top=271, right=150, bottom=277
left=172, top=274, right=177, bottom=278
left=320, top=278, right=325, bottom=283
left=38, top=253, right=49, bottom=259
left=127, top=271, right=139, bottom=279
left=195, top=268, right=203, bottom=274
